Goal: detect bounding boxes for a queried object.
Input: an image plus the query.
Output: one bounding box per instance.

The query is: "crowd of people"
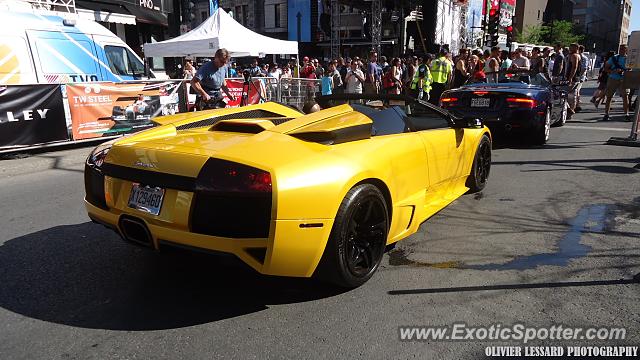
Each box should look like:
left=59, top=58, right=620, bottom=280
left=186, top=44, right=636, bottom=120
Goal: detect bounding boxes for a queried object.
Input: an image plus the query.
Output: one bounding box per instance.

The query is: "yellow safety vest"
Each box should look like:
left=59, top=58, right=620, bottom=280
left=410, top=67, right=433, bottom=93
left=430, top=56, right=451, bottom=84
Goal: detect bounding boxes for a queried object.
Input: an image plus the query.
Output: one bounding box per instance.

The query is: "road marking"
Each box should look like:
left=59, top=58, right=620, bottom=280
left=563, top=125, right=631, bottom=132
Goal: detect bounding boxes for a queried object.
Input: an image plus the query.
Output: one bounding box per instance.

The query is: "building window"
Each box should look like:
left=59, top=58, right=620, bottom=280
left=235, top=5, right=242, bottom=24
left=537, top=10, right=540, bottom=20
left=274, top=4, right=281, bottom=28
left=242, top=5, right=248, bottom=25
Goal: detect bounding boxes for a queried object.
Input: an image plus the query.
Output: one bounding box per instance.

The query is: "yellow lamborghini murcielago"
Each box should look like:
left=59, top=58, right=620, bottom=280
left=85, top=94, right=491, bottom=287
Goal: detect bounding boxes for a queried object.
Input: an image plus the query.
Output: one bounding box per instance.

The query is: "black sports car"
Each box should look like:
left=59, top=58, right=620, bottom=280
left=440, top=72, right=568, bottom=144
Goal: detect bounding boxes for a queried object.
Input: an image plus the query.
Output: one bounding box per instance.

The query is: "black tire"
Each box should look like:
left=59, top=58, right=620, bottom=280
left=316, top=184, right=389, bottom=288
left=532, top=107, right=551, bottom=145
left=466, top=135, right=492, bottom=193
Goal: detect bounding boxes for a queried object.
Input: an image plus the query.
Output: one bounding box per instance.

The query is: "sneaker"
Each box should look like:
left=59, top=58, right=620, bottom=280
left=602, top=114, right=610, bottom=121
left=625, top=115, right=633, bottom=122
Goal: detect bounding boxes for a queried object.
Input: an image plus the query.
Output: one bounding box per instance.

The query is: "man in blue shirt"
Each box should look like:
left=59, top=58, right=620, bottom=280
left=248, top=58, right=262, bottom=77
left=191, top=48, right=236, bottom=108
left=603, top=44, right=630, bottom=121
left=228, top=62, right=238, bottom=78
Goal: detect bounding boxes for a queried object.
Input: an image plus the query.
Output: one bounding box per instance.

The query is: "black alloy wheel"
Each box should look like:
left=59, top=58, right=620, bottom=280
left=316, top=184, right=389, bottom=288
left=553, top=99, right=568, bottom=127
left=466, top=135, right=492, bottom=193
left=533, top=107, right=551, bottom=145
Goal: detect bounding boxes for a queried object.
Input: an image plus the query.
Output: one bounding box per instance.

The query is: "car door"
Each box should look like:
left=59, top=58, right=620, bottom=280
left=532, top=74, right=563, bottom=122
left=406, top=102, right=469, bottom=200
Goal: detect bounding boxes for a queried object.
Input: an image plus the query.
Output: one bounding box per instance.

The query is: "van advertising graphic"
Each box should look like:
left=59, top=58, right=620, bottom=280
left=0, top=84, right=68, bottom=148
left=66, top=82, right=180, bottom=140
left=0, top=37, right=37, bottom=85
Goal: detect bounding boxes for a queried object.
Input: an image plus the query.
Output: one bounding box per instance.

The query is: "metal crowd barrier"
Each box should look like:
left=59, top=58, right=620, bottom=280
left=279, top=78, right=322, bottom=110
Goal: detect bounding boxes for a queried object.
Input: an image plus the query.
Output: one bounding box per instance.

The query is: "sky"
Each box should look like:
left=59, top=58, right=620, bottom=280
left=630, top=8, right=640, bottom=31
left=631, top=4, right=640, bottom=32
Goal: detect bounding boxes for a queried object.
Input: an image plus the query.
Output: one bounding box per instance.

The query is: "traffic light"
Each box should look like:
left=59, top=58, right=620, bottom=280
left=487, top=8, right=499, bottom=47
left=506, top=25, right=514, bottom=49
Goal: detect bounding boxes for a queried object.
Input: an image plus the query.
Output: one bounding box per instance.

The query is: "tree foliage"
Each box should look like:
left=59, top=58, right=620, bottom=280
left=516, top=24, right=549, bottom=44
left=514, top=20, right=584, bottom=46
left=545, top=20, right=584, bottom=45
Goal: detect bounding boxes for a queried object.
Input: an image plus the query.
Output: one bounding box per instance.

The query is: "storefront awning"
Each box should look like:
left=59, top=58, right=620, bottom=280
left=76, top=0, right=167, bottom=27
left=122, top=3, right=167, bottom=27
left=76, top=8, right=136, bottom=25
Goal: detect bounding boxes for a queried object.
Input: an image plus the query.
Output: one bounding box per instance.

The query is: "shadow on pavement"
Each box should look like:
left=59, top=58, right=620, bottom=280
left=492, top=156, right=640, bottom=174
left=388, top=275, right=639, bottom=295
left=0, top=222, right=345, bottom=331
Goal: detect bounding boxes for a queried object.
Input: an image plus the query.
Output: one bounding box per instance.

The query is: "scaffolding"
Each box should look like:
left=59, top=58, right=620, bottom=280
left=330, top=0, right=341, bottom=60
left=328, top=0, right=382, bottom=58
left=370, top=0, right=381, bottom=54
left=14, top=0, right=76, bottom=13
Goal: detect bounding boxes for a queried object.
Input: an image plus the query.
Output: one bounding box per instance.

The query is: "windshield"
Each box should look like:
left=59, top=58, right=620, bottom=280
left=315, top=94, right=451, bottom=133
left=465, top=70, right=550, bottom=87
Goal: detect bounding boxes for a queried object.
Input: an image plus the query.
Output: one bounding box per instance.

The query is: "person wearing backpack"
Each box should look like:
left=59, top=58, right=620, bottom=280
left=603, top=44, right=630, bottom=122
left=574, top=45, right=589, bottom=112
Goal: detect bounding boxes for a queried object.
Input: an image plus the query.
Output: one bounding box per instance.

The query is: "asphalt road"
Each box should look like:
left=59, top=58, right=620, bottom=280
left=1, top=85, right=639, bottom=359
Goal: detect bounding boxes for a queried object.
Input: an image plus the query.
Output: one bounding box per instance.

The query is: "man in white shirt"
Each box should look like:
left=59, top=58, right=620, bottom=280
left=345, top=61, right=365, bottom=94
left=511, top=48, right=530, bottom=71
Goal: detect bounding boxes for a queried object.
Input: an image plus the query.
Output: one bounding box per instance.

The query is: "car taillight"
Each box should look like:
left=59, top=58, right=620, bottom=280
left=506, top=97, right=537, bottom=109
left=196, top=158, right=272, bottom=193
left=440, top=97, right=458, bottom=107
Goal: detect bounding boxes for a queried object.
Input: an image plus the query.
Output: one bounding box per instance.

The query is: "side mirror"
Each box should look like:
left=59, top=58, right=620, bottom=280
left=451, top=117, right=483, bottom=129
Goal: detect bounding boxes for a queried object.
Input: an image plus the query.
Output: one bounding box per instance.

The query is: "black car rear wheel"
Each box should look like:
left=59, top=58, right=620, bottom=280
left=316, top=184, right=389, bottom=288
left=466, top=135, right=492, bottom=193
left=553, top=99, right=568, bottom=127
left=533, top=108, right=551, bottom=145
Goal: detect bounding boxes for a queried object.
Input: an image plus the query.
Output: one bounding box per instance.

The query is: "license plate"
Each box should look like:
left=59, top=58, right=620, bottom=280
left=128, top=183, right=165, bottom=215
left=471, top=98, right=491, bottom=107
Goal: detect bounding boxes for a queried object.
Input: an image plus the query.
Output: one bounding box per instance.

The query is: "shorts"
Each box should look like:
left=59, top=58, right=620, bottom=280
left=605, top=78, right=630, bottom=99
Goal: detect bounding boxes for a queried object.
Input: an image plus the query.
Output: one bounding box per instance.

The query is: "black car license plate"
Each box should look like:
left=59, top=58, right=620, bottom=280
left=471, top=98, right=491, bottom=107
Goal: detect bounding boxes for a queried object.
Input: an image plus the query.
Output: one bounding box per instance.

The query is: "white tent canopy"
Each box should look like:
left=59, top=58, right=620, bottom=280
left=142, top=9, right=298, bottom=58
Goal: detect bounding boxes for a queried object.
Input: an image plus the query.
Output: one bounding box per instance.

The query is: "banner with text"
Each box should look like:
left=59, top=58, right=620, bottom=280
left=224, top=79, right=264, bottom=107
left=0, top=84, right=68, bottom=148
left=67, top=81, right=180, bottom=140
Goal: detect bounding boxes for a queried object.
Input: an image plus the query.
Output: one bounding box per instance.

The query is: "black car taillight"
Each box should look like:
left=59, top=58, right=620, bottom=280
left=506, top=97, right=538, bottom=109
left=191, top=158, right=273, bottom=238
left=440, top=97, right=459, bottom=108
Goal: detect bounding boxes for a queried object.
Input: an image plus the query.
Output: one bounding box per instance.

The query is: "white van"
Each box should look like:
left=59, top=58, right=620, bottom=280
left=0, top=9, right=154, bottom=85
